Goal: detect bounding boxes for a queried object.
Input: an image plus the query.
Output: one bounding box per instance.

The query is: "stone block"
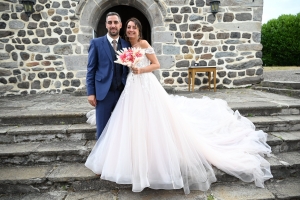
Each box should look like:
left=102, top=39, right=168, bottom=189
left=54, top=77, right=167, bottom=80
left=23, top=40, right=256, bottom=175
left=223, top=13, right=234, bottom=22
left=64, top=55, right=88, bottom=71
left=119, top=189, right=206, bottom=199
left=212, top=182, right=274, bottom=200
left=27, top=45, right=50, bottom=53
left=226, top=59, right=263, bottom=70
left=8, top=21, right=25, bottom=29
left=47, top=164, right=96, bottom=182
left=148, top=3, right=164, bottom=26
left=235, top=13, right=252, bottom=21
left=56, top=9, right=68, bottom=16
left=165, top=0, right=189, bottom=6
left=78, top=34, right=93, bottom=45
left=0, top=184, right=40, bottom=194
left=252, top=32, right=261, bottom=43
left=53, top=44, right=73, bottom=55
left=0, top=53, right=9, bottom=60
left=176, top=60, right=189, bottom=68
left=253, top=7, right=263, bottom=21
left=163, top=45, right=180, bottom=55
left=233, top=76, right=263, bottom=86
left=157, top=55, right=175, bottom=69
left=236, top=44, right=262, bottom=51
left=220, top=0, right=263, bottom=6
left=0, top=165, right=51, bottom=184
left=0, top=62, right=18, bottom=69
left=0, top=2, right=9, bottom=12
left=154, top=32, right=174, bottom=43
left=152, top=43, right=162, bottom=55
left=266, top=178, right=300, bottom=199
left=65, top=190, right=116, bottom=200
left=214, top=22, right=261, bottom=32
left=215, top=52, right=237, bottom=58
left=200, top=40, right=219, bottom=46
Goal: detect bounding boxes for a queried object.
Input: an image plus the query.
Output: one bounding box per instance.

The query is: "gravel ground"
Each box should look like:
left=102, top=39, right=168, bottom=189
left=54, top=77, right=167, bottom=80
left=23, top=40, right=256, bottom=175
left=263, top=69, right=300, bottom=82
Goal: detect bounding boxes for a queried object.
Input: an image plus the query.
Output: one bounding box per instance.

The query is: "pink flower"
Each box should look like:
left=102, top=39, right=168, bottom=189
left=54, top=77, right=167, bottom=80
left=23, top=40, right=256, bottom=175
left=114, top=47, right=145, bottom=67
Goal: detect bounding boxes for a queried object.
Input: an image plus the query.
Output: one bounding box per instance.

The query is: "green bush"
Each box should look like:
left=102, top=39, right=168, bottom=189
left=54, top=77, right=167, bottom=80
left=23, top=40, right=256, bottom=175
left=261, top=13, right=300, bottom=66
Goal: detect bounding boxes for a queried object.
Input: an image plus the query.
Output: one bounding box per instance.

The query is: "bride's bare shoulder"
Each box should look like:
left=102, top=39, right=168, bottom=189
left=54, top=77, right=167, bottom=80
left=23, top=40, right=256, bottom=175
left=139, top=40, right=151, bottom=49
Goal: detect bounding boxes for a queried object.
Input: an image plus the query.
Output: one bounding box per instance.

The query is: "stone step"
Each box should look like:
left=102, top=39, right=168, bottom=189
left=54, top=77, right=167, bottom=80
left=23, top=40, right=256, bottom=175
left=0, top=111, right=88, bottom=126
left=230, top=100, right=300, bottom=117
left=1, top=115, right=300, bottom=145
left=268, top=131, right=300, bottom=153
left=0, top=132, right=300, bottom=166
left=248, top=115, right=300, bottom=132
left=0, top=140, right=95, bottom=166
left=0, top=177, right=300, bottom=200
left=0, top=124, right=96, bottom=144
left=0, top=151, right=299, bottom=195
left=261, top=81, right=300, bottom=90
left=253, top=86, right=300, bottom=99
left=1, top=101, right=300, bottom=128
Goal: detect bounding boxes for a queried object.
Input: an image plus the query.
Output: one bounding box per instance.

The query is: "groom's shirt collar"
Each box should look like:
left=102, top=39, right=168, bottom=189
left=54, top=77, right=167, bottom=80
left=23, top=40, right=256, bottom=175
left=106, top=34, right=119, bottom=45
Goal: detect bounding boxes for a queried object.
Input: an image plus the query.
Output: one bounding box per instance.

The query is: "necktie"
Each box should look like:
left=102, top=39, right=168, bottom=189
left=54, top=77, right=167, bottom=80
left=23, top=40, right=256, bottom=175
left=112, top=40, right=117, bottom=51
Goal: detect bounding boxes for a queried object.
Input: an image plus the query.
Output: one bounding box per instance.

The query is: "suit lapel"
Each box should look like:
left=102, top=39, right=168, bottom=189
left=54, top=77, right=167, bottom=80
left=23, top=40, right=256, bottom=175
left=102, top=37, right=113, bottom=63
left=120, top=39, right=130, bottom=71
left=120, top=39, right=129, bottom=49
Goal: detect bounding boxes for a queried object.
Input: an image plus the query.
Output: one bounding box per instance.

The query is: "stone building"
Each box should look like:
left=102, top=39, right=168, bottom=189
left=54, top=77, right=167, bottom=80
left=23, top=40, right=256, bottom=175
left=0, top=0, right=264, bottom=96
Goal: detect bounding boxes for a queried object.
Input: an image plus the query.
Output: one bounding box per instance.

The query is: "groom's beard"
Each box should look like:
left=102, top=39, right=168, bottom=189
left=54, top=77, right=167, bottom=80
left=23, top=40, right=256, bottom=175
left=108, top=28, right=119, bottom=37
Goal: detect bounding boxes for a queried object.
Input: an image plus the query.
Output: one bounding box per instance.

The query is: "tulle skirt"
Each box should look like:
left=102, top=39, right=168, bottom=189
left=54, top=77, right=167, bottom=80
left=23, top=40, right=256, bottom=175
left=85, top=72, right=272, bottom=194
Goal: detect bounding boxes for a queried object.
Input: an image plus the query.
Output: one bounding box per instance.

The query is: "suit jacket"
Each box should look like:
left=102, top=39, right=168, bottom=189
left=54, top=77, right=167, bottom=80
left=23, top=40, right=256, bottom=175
left=86, top=36, right=131, bottom=100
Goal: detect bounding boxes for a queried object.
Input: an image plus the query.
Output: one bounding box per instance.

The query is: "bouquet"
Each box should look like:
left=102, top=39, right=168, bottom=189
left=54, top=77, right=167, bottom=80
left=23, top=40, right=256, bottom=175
left=114, top=47, right=144, bottom=67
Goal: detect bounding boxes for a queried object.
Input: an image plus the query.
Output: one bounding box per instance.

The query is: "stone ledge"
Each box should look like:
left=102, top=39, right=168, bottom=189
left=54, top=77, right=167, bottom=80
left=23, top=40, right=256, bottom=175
left=0, top=177, right=300, bottom=199
left=0, top=150, right=299, bottom=186
left=266, top=177, right=300, bottom=199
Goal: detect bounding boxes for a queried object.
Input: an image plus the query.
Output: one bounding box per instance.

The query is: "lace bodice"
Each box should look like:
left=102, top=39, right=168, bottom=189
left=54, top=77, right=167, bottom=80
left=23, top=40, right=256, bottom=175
left=122, top=47, right=157, bottom=100
left=134, top=47, right=155, bottom=68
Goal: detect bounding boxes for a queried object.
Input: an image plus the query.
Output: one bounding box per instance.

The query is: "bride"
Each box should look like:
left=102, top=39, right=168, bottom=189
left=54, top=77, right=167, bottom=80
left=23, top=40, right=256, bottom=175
left=85, top=17, right=273, bottom=194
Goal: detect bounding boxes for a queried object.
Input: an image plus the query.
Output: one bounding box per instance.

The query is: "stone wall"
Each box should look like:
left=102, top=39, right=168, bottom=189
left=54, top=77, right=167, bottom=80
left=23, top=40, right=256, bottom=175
left=157, top=0, right=264, bottom=90
left=0, top=0, right=84, bottom=96
left=0, top=0, right=264, bottom=96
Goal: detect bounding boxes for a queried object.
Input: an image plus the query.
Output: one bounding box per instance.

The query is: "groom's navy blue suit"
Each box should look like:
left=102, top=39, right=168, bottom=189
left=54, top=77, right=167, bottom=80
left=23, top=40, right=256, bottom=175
left=86, top=35, right=130, bottom=139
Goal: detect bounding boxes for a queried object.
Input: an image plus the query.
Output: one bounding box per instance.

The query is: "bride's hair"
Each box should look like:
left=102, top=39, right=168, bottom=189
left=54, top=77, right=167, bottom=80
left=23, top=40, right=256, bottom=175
left=124, top=17, right=143, bottom=42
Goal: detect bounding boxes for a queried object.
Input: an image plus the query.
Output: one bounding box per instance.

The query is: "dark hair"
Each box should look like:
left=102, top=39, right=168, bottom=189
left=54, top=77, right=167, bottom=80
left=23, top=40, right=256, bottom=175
left=106, top=12, right=121, bottom=22
left=124, top=17, right=143, bottom=41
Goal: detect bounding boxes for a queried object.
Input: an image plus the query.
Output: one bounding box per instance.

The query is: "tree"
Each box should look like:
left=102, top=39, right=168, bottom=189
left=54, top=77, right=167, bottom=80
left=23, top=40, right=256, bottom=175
left=261, top=13, right=300, bottom=66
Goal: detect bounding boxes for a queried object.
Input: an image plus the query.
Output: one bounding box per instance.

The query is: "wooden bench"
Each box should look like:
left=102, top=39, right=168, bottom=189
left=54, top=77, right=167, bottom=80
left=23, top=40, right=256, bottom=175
left=188, top=66, right=217, bottom=92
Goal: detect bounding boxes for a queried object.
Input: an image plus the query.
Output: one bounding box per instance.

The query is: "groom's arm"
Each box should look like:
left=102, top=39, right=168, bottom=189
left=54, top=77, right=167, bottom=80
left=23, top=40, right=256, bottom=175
left=86, top=39, right=98, bottom=96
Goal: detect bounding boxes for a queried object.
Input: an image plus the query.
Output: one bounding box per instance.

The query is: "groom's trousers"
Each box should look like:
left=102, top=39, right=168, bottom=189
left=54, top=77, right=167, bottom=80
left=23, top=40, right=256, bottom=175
left=95, top=89, right=122, bottom=139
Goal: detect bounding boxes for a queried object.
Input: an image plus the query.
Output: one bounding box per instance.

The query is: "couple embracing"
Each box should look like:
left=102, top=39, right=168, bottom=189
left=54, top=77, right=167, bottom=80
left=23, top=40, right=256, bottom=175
left=85, top=12, right=273, bottom=194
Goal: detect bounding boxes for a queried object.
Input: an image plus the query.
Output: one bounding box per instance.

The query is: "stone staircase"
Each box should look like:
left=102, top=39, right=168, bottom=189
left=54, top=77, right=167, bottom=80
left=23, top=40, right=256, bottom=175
left=0, top=98, right=300, bottom=199
left=252, top=81, right=300, bottom=99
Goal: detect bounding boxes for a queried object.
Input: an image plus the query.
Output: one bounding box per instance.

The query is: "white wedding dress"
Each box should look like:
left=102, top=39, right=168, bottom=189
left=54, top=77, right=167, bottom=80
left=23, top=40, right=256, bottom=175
left=85, top=47, right=272, bottom=194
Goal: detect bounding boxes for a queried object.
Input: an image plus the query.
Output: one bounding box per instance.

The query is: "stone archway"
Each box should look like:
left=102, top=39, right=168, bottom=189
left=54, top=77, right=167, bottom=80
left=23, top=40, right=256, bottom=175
left=96, top=6, right=151, bottom=44
left=77, top=0, right=167, bottom=44
left=65, top=0, right=172, bottom=82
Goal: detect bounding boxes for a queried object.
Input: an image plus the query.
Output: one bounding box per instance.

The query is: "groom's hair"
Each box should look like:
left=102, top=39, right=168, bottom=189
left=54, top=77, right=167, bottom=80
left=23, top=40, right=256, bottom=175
left=106, top=12, right=122, bottom=22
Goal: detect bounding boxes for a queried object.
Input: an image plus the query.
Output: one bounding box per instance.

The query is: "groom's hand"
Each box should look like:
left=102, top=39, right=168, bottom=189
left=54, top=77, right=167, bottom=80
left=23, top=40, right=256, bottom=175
left=88, top=95, right=96, bottom=107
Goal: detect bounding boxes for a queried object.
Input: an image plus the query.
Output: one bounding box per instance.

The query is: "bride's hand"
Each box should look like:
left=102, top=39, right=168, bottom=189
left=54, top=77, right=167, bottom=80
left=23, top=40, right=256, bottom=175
left=132, top=66, right=143, bottom=74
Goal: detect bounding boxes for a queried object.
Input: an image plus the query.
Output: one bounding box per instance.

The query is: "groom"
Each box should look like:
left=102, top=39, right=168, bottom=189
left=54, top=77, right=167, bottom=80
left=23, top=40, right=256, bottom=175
left=86, top=12, right=131, bottom=139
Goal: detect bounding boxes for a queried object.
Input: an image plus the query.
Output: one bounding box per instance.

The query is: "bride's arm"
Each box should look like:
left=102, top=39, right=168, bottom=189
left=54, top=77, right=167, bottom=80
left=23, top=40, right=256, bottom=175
left=134, top=40, right=160, bottom=74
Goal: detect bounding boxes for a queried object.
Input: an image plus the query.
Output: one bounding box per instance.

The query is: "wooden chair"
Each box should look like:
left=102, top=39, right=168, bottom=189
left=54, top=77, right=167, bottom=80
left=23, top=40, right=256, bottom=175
left=188, top=66, right=217, bottom=92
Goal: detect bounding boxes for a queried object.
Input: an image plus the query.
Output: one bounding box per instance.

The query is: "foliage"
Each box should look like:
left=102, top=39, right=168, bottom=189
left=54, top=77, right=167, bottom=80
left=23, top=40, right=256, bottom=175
left=261, top=13, right=300, bottom=66
left=207, top=194, right=215, bottom=200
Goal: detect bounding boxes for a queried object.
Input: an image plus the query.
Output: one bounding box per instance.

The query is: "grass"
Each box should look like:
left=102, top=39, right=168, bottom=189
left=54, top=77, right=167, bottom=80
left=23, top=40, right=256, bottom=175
left=247, top=113, right=254, bottom=117
left=207, top=194, right=215, bottom=200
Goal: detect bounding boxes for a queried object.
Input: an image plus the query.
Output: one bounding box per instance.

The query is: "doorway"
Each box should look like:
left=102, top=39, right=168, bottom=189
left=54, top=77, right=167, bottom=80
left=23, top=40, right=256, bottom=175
left=96, top=5, right=152, bottom=44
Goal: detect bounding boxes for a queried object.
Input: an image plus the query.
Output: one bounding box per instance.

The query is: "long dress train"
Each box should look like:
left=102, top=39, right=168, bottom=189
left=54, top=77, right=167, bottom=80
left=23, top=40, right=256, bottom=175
left=85, top=47, right=272, bottom=194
